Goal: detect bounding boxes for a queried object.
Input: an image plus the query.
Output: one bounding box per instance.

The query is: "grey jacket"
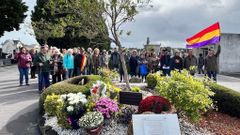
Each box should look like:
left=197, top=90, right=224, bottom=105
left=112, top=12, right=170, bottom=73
left=184, top=55, right=198, bottom=70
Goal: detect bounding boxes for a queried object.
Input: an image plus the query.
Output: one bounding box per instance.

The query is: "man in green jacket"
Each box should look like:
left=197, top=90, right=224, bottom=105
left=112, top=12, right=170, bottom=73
left=34, top=45, right=52, bottom=93
left=184, top=49, right=198, bottom=75
left=205, top=44, right=221, bottom=81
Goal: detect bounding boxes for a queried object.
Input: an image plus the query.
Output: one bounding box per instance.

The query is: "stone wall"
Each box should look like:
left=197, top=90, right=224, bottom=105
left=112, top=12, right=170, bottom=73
left=219, top=33, right=240, bottom=73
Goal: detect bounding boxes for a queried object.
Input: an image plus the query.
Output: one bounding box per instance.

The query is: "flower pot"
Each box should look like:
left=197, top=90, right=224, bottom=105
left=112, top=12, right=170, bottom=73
left=86, top=125, right=103, bottom=135
left=68, top=110, right=85, bottom=129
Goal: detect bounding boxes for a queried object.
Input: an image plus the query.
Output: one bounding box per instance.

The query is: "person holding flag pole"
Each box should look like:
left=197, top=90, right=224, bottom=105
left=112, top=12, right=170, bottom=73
left=186, top=22, right=221, bottom=80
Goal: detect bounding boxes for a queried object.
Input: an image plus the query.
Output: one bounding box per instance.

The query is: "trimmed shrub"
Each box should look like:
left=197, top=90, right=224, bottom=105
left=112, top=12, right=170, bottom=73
left=207, top=82, right=240, bottom=118
left=39, top=75, right=101, bottom=114
left=44, top=94, right=64, bottom=116
left=155, top=70, right=214, bottom=122
left=98, top=68, right=119, bottom=83
left=146, top=73, right=162, bottom=88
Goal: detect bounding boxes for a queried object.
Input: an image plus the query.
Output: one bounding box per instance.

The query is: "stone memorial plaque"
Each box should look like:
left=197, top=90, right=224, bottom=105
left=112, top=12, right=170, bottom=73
left=119, top=91, right=142, bottom=106
left=132, top=114, right=181, bottom=135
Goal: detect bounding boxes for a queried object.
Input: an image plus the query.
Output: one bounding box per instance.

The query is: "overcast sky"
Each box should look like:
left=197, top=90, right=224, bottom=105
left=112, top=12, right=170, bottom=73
left=0, top=0, right=239, bottom=48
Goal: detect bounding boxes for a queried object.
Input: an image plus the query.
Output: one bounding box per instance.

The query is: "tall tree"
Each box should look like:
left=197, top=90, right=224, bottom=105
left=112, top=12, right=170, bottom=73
left=31, top=0, right=110, bottom=49
left=81, top=0, right=150, bottom=90
left=0, top=0, right=28, bottom=37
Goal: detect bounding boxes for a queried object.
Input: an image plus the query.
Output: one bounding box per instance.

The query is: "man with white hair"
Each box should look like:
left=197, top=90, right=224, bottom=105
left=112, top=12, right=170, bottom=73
left=100, top=49, right=109, bottom=68
left=34, top=45, right=52, bottom=93
left=205, top=44, right=221, bottom=81
left=86, top=48, right=93, bottom=75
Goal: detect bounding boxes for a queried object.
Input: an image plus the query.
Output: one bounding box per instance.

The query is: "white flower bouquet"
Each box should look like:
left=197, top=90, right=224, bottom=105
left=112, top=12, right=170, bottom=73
left=60, top=92, right=88, bottom=115
left=79, top=111, right=104, bottom=130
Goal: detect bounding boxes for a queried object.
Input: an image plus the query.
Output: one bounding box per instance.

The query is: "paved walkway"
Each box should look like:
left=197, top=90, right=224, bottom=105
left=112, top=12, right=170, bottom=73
left=217, top=75, right=240, bottom=93
left=0, top=65, right=40, bottom=135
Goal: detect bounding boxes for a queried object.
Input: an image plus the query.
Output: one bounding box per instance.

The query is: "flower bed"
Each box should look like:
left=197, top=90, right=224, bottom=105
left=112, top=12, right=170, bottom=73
left=40, top=70, right=224, bottom=135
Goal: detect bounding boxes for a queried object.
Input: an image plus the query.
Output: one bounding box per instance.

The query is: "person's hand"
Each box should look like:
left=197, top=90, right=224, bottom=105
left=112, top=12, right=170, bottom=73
left=49, top=61, right=53, bottom=64
left=39, top=63, right=43, bottom=66
left=54, top=60, right=58, bottom=63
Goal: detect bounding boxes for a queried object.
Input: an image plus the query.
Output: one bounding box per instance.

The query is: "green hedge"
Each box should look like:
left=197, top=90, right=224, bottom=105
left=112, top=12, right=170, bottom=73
left=207, top=82, right=240, bottom=118
left=39, top=75, right=101, bottom=114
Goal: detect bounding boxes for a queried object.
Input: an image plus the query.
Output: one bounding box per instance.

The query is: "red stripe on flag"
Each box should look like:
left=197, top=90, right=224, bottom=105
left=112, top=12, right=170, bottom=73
left=186, top=22, right=220, bottom=42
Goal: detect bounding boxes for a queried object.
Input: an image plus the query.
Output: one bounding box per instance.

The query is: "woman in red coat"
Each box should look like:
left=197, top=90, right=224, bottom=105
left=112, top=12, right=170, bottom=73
left=16, top=47, right=32, bottom=86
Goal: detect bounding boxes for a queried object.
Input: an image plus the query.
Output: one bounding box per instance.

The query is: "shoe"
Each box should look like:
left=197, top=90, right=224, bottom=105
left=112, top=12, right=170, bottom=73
left=19, top=84, right=23, bottom=86
left=26, top=84, right=30, bottom=86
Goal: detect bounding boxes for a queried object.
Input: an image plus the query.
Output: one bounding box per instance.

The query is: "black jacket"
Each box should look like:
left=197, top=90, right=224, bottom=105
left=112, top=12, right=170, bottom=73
left=74, top=54, right=83, bottom=68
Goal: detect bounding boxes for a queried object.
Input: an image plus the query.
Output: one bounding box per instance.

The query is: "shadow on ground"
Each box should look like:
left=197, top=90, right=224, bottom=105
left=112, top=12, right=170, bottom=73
left=0, top=102, right=40, bottom=135
left=0, top=83, right=39, bottom=105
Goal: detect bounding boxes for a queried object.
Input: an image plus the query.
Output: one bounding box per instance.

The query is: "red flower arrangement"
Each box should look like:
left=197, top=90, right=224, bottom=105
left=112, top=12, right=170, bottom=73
left=138, top=96, right=171, bottom=114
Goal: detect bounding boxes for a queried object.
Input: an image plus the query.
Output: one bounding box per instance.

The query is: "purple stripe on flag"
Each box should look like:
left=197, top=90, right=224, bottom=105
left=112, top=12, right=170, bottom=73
left=186, top=36, right=220, bottom=48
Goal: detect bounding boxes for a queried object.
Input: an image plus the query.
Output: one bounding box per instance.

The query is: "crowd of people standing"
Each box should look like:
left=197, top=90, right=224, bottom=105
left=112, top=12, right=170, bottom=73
left=15, top=44, right=221, bottom=93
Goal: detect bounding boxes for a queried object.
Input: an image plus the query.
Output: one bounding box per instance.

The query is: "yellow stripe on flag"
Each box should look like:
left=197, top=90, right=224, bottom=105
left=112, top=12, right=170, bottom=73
left=188, top=29, right=220, bottom=45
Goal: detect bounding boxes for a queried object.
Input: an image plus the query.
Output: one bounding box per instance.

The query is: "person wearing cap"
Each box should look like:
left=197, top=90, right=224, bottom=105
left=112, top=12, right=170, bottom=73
left=170, top=50, right=183, bottom=72
left=204, top=44, right=221, bottom=81
left=184, top=49, right=197, bottom=76
left=100, top=49, right=109, bottom=69
left=34, top=45, right=52, bottom=93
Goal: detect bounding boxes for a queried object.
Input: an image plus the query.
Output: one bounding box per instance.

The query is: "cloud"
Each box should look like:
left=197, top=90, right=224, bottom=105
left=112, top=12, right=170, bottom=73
left=120, top=0, right=240, bottom=48
left=1, top=0, right=240, bottom=48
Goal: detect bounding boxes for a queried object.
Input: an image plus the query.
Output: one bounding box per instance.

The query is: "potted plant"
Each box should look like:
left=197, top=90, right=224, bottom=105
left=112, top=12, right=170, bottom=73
left=95, top=97, right=119, bottom=119
left=79, top=111, right=104, bottom=135
left=61, top=92, right=88, bottom=129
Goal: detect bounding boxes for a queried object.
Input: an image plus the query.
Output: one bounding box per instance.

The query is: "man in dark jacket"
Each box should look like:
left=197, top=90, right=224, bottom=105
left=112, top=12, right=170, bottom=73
left=205, top=44, right=221, bottom=81
left=171, top=50, right=183, bottom=71
left=34, top=45, right=52, bottom=93
left=160, top=49, right=171, bottom=76
left=198, top=53, right=204, bottom=74
left=74, top=49, right=83, bottom=76
left=110, top=48, right=120, bottom=70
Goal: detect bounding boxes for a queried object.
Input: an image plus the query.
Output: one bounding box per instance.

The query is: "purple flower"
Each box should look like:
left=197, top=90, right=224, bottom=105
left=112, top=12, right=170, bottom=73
left=95, top=98, right=119, bottom=118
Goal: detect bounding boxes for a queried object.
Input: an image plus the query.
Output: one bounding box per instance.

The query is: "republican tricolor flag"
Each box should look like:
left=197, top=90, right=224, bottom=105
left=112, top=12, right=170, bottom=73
left=186, top=22, right=221, bottom=48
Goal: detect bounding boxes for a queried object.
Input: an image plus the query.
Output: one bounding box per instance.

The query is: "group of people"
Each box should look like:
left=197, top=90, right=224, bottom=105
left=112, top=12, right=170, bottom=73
left=15, top=43, right=221, bottom=93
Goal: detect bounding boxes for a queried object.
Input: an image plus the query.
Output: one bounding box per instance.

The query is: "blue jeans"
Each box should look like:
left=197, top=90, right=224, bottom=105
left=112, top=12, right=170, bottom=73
left=38, top=71, right=50, bottom=92
left=19, top=67, right=29, bottom=85
left=207, top=71, right=217, bottom=81
left=66, top=69, right=74, bottom=79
